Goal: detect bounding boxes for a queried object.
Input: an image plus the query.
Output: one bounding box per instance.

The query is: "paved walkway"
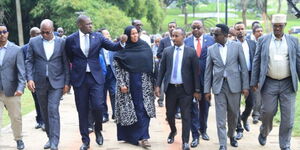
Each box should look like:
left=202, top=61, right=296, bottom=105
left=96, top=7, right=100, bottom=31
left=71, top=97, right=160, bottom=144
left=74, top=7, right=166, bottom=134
left=1, top=93, right=300, bottom=150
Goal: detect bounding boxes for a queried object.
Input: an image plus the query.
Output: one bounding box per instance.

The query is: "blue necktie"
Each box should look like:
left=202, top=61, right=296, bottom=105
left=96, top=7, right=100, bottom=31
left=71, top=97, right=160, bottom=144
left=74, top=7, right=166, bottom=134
left=172, top=47, right=180, bottom=80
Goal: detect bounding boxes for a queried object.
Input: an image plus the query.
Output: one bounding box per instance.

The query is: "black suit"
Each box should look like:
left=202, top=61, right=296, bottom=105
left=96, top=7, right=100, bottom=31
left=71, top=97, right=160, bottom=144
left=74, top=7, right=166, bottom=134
left=156, top=45, right=200, bottom=143
left=156, top=37, right=172, bottom=59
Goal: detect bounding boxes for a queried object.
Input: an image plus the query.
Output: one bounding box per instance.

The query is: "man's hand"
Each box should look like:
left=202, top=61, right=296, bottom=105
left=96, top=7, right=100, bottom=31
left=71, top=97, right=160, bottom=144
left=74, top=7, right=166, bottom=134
left=120, top=86, right=128, bottom=93
left=251, top=84, right=259, bottom=91
left=242, top=89, right=249, bottom=98
left=204, top=93, right=211, bottom=102
left=63, top=85, right=70, bottom=95
left=155, top=87, right=161, bottom=97
left=14, top=91, right=23, bottom=96
left=27, top=80, right=36, bottom=92
left=193, top=92, right=201, bottom=101
left=120, top=34, right=128, bottom=44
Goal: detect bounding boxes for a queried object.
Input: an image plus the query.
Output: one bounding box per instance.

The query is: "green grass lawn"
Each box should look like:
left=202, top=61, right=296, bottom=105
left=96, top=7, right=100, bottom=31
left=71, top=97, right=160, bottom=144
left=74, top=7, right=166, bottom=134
left=2, top=89, right=34, bottom=127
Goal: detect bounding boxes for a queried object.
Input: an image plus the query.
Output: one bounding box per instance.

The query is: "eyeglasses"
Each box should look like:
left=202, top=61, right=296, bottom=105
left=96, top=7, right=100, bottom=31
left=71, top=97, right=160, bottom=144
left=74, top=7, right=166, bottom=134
left=41, top=31, right=52, bottom=35
left=0, top=30, right=8, bottom=35
left=192, top=26, right=201, bottom=30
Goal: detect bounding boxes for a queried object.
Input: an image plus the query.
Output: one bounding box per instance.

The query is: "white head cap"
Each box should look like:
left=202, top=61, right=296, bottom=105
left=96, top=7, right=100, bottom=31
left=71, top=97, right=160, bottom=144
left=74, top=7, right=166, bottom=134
left=272, top=14, right=287, bottom=24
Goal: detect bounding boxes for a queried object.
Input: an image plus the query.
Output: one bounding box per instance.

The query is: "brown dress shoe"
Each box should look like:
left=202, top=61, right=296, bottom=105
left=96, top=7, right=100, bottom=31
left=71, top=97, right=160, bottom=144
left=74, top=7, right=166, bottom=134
left=140, top=139, right=151, bottom=148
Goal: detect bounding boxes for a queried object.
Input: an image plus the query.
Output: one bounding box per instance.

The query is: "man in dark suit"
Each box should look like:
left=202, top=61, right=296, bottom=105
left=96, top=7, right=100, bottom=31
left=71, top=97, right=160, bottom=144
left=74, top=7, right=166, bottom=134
left=26, top=19, right=70, bottom=150
left=184, top=20, right=215, bottom=147
left=21, top=27, right=45, bottom=131
left=0, top=23, right=26, bottom=150
left=65, top=15, right=127, bottom=150
left=155, top=28, right=200, bottom=150
left=233, top=22, right=257, bottom=140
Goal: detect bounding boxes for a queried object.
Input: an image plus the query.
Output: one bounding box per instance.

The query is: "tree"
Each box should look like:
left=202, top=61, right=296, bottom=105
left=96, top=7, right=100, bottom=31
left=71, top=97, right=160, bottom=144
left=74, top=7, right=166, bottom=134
left=162, top=0, right=176, bottom=7
left=241, top=0, right=249, bottom=26
left=146, top=0, right=165, bottom=33
left=277, top=0, right=282, bottom=13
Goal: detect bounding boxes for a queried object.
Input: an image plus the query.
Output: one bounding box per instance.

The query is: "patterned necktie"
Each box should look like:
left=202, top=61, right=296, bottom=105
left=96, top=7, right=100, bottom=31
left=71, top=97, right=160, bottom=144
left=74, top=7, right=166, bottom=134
left=84, top=34, right=90, bottom=57
left=172, top=47, right=181, bottom=80
left=197, top=38, right=202, bottom=57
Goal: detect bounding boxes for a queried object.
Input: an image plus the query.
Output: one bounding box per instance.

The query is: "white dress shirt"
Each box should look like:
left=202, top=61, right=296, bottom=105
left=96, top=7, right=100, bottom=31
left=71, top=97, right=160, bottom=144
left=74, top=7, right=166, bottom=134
left=218, top=41, right=229, bottom=77
left=0, top=42, right=8, bottom=66
left=169, top=37, right=174, bottom=46
left=103, top=48, right=110, bottom=65
left=43, top=36, right=55, bottom=61
left=170, top=44, right=184, bottom=84
left=239, top=40, right=251, bottom=71
left=79, top=30, right=91, bottom=72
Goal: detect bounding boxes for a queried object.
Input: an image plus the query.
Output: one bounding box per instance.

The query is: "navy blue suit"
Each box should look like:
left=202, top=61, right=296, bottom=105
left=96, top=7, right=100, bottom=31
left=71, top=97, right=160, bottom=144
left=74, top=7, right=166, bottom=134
left=65, top=31, right=122, bottom=145
left=184, top=34, right=214, bottom=139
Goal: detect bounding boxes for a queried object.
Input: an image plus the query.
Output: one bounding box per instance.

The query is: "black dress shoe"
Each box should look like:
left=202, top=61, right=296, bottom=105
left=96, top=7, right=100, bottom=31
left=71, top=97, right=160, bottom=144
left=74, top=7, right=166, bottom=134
left=44, top=141, right=51, bottom=149
left=158, top=100, right=164, bottom=107
left=252, top=117, right=259, bottom=124
left=41, top=123, right=46, bottom=131
left=175, top=113, right=181, bottom=119
left=235, top=131, right=243, bottom=140
left=230, top=137, right=238, bottom=147
left=219, top=146, right=226, bottom=150
left=258, top=134, right=266, bottom=146
left=281, top=147, right=291, bottom=150
left=88, top=127, right=93, bottom=134
left=16, top=140, right=25, bottom=150
left=201, top=132, right=210, bottom=141
left=79, top=143, right=89, bottom=150
left=102, top=117, right=109, bottom=123
left=242, top=119, right=250, bottom=132
left=35, top=123, right=42, bottom=129
left=182, top=143, right=190, bottom=150
left=95, top=131, right=103, bottom=145
left=190, top=138, right=199, bottom=148
left=50, top=146, right=58, bottom=150
left=167, top=131, right=177, bottom=144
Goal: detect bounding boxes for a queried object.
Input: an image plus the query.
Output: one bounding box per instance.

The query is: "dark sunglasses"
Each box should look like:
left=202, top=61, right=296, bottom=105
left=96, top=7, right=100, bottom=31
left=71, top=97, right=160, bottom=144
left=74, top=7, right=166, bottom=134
left=192, top=26, right=201, bottom=30
left=41, top=31, right=52, bottom=35
left=0, top=30, right=8, bottom=35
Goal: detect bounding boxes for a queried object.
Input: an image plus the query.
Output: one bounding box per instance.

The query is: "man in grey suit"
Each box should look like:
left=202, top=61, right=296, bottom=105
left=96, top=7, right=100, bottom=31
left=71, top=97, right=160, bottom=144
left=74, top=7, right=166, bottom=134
left=26, top=19, right=70, bottom=150
left=0, top=24, right=26, bottom=150
left=155, top=28, right=200, bottom=150
left=251, top=14, right=300, bottom=150
left=204, top=24, right=249, bottom=150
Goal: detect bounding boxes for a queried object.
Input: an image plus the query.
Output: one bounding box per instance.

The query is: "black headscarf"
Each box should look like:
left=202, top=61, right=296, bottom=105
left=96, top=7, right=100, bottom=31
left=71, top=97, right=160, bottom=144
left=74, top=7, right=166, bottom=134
left=114, top=26, right=153, bottom=73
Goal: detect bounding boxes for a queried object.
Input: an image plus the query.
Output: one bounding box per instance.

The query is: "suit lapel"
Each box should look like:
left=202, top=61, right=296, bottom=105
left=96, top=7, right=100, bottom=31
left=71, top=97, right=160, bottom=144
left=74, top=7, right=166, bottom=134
left=39, top=37, right=48, bottom=60
left=88, top=32, right=95, bottom=57
left=264, top=34, right=272, bottom=64
left=49, top=38, right=60, bottom=60
left=74, top=32, right=86, bottom=57
left=214, top=44, right=225, bottom=66
left=225, top=41, right=231, bottom=65
left=2, top=42, right=12, bottom=67
left=286, top=35, right=293, bottom=67
left=169, top=46, right=175, bottom=70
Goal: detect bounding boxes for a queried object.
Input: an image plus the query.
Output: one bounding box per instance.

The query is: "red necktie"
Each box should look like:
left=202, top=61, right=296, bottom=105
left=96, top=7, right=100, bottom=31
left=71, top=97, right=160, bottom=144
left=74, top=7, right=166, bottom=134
left=197, top=38, right=202, bottom=57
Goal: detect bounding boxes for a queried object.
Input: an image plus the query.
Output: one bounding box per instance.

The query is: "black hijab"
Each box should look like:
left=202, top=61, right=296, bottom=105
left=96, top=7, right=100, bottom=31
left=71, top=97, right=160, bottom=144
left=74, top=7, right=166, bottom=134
left=114, top=26, right=153, bottom=73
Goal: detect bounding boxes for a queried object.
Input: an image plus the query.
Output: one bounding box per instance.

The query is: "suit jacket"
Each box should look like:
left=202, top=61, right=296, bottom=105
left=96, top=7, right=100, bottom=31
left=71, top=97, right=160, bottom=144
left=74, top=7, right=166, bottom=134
left=250, top=33, right=300, bottom=92
left=0, top=42, right=26, bottom=96
left=156, top=46, right=200, bottom=95
left=65, top=31, right=122, bottom=87
left=26, top=36, right=70, bottom=89
left=235, top=39, right=256, bottom=71
left=184, top=35, right=215, bottom=91
left=100, top=48, right=116, bottom=76
left=156, top=36, right=172, bottom=59
left=204, top=41, right=249, bottom=94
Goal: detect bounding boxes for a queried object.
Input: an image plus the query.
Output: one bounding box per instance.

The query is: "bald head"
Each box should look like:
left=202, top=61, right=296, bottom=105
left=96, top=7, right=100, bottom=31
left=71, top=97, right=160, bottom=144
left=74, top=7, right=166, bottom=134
left=29, top=27, right=40, bottom=38
left=40, top=19, right=54, bottom=29
left=40, top=19, right=54, bottom=41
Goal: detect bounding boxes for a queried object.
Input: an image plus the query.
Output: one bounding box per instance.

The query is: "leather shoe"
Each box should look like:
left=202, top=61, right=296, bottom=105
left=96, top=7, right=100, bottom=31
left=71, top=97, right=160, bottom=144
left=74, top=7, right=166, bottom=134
left=258, top=133, right=266, bottom=146
left=230, top=137, right=238, bottom=147
left=167, top=131, right=177, bottom=144
left=201, top=132, right=210, bottom=141
left=95, top=131, right=103, bottom=145
left=35, top=123, right=42, bottom=129
left=219, top=146, right=226, bottom=150
left=50, top=146, right=58, bottom=150
left=16, top=140, right=24, bottom=150
left=281, top=147, right=291, bottom=150
left=182, top=143, right=190, bottom=150
left=41, top=123, right=46, bottom=131
left=79, top=143, right=90, bottom=150
left=235, top=131, right=243, bottom=140
left=102, top=117, right=109, bottom=123
left=44, top=141, right=51, bottom=149
left=242, top=119, right=250, bottom=132
left=88, top=127, right=93, bottom=134
left=175, top=113, right=181, bottom=119
left=190, top=138, right=199, bottom=148
left=252, top=117, right=259, bottom=124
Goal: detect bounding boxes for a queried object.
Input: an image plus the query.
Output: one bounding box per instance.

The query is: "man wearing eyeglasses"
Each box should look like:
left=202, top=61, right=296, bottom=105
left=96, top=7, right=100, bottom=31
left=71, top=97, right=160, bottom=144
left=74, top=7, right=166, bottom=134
left=184, top=20, right=215, bottom=148
left=0, top=24, right=26, bottom=150
left=26, top=19, right=70, bottom=150
left=132, top=20, right=151, bottom=46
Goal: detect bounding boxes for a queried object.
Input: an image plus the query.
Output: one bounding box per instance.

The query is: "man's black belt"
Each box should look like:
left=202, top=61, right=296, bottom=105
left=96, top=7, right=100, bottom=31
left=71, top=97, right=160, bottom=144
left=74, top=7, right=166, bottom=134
left=170, top=83, right=183, bottom=87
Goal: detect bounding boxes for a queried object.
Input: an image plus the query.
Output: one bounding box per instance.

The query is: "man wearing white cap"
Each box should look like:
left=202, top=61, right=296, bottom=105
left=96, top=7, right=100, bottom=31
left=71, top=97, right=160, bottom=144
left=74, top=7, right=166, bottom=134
left=251, top=14, right=300, bottom=150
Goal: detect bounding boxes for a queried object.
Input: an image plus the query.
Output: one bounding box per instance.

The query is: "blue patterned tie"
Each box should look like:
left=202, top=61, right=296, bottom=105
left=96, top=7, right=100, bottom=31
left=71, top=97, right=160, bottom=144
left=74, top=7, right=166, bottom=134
left=172, top=47, right=180, bottom=80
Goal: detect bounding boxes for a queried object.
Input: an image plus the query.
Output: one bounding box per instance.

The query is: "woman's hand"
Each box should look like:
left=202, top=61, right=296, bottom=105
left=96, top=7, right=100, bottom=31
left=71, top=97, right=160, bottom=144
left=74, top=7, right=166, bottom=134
left=120, top=86, right=128, bottom=93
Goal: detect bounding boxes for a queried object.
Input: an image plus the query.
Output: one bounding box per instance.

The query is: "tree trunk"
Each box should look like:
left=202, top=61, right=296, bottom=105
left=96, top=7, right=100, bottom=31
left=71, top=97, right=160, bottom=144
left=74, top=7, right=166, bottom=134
left=241, top=0, right=249, bottom=26
left=15, top=0, right=24, bottom=46
left=277, top=0, right=281, bottom=13
left=183, top=0, right=188, bottom=25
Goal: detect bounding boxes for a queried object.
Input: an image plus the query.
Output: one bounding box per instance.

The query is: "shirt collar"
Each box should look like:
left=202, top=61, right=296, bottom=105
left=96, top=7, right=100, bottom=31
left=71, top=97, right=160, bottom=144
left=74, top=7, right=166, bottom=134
left=41, top=35, right=55, bottom=42
left=79, top=30, right=89, bottom=37
left=218, top=40, right=229, bottom=48
left=0, top=41, right=9, bottom=49
left=175, top=44, right=184, bottom=50
left=272, top=33, right=285, bottom=41
left=194, top=35, right=203, bottom=41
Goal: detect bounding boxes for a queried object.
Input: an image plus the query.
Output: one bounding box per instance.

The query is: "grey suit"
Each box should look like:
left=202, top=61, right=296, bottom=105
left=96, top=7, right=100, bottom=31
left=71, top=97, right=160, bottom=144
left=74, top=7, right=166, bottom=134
left=26, top=36, right=70, bottom=148
left=0, top=41, right=26, bottom=140
left=204, top=41, right=249, bottom=147
left=251, top=33, right=300, bottom=149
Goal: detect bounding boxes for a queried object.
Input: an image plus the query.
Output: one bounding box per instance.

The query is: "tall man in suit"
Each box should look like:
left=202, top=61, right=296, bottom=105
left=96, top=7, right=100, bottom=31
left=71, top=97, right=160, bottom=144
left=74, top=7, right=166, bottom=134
left=155, top=28, right=200, bottom=150
left=26, top=19, right=70, bottom=150
left=156, top=22, right=177, bottom=109
left=0, top=24, right=26, bottom=150
left=65, top=15, right=127, bottom=150
left=204, top=24, right=249, bottom=150
left=251, top=14, right=300, bottom=150
left=21, top=27, right=46, bottom=131
left=233, top=22, right=257, bottom=140
left=184, top=20, right=215, bottom=147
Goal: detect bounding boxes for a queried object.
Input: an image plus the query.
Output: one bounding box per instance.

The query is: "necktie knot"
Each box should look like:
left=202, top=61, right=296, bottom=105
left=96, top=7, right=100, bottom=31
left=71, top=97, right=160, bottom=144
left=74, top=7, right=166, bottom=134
left=176, top=47, right=181, bottom=51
